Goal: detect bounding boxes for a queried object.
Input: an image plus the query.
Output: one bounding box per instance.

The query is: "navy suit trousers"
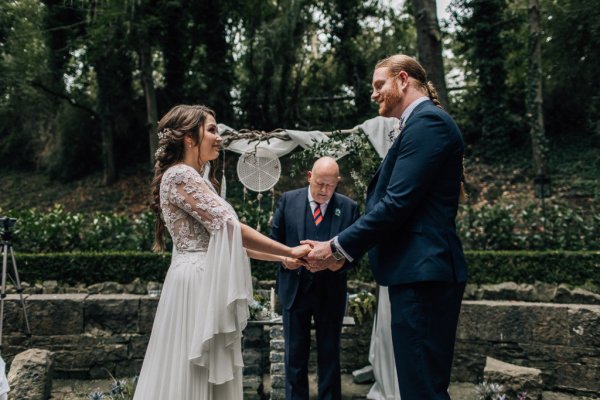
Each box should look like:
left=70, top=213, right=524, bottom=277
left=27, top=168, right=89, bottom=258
left=388, top=282, right=465, bottom=400
left=282, top=279, right=344, bottom=400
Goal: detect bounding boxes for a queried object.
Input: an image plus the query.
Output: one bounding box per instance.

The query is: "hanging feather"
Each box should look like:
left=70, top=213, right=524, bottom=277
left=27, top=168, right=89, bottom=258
left=220, top=149, right=227, bottom=198
left=241, top=187, right=248, bottom=223
left=220, top=174, right=227, bottom=198
left=268, top=187, right=275, bottom=226
left=256, top=192, right=263, bottom=232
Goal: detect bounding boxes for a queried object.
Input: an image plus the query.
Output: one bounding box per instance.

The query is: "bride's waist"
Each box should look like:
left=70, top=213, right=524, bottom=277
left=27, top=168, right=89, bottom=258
left=171, top=249, right=208, bottom=262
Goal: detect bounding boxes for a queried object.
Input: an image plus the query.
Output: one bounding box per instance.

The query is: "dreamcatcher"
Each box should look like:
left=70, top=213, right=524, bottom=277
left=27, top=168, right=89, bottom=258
left=236, top=147, right=281, bottom=232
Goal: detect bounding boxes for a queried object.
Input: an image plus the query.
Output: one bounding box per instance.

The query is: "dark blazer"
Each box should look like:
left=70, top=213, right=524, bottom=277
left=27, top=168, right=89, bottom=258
left=337, top=100, right=467, bottom=286
left=270, top=187, right=360, bottom=310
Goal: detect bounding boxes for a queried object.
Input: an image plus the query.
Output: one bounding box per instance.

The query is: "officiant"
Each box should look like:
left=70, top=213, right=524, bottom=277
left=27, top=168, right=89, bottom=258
left=269, top=156, right=360, bottom=400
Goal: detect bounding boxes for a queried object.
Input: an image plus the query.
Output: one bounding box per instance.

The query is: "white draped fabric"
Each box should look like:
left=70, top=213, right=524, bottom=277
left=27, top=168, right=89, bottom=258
left=366, top=286, right=401, bottom=400
left=0, top=356, right=8, bottom=400
left=188, top=220, right=252, bottom=385
left=218, top=116, right=399, bottom=159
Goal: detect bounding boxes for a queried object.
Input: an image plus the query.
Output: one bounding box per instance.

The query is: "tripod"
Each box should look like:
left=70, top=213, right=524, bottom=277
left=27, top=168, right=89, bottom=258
left=0, top=217, right=31, bottom=353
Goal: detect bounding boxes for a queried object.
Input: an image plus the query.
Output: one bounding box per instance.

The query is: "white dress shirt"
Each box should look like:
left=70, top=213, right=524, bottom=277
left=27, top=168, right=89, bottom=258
left=307, top=190, right=329, bottom=216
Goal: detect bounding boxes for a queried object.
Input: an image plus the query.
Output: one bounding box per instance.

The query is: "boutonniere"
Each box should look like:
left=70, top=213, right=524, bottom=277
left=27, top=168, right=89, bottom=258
left=334, top=208, right=341, bottom=217
left=387, top=117, right=405, bottom=143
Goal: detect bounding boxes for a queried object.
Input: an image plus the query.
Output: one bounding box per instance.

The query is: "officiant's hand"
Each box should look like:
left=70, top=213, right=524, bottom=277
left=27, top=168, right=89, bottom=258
left=303, top=255, right=343, bottom=272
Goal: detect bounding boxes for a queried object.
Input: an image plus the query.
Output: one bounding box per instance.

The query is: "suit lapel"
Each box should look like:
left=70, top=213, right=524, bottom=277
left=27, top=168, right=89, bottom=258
left=367, top=166, right=382, bottom=194
left=295, top=188, right=308, bottom=241
left=365, top=102, right=432, bottom=196
left=367, top=135, right=399, bottom=195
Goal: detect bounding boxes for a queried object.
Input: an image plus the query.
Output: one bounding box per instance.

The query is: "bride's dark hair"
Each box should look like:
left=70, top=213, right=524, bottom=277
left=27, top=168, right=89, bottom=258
left=151, top=104, right=219, bottom=252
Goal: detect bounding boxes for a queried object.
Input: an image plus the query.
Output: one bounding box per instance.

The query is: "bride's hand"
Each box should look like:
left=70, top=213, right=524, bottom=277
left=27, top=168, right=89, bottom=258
left=290, top=244, right=311, bottom=259
left=283, top=257, right=307, bottom=270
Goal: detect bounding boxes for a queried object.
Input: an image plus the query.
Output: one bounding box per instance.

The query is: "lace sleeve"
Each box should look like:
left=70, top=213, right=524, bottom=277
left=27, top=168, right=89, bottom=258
left=165, top=165, right=235, bottom=232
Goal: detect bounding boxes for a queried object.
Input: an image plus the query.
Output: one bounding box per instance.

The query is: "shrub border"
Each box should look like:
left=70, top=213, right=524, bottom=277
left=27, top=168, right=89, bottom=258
left=12, top=250, right=600, bottom=286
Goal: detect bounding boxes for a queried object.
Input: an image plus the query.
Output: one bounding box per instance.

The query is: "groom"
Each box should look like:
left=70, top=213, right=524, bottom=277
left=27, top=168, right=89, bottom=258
left=304, top=55, right=467, bottom=400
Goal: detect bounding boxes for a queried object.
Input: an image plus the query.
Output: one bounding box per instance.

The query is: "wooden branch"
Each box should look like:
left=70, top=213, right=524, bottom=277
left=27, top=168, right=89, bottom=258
left=220, top=128, right=287, bottom=145
left=30, top=80, right=100, bottom=119
left=304, top=95, right=355, bottom=102
left=220, top=127, right=360, bottom=146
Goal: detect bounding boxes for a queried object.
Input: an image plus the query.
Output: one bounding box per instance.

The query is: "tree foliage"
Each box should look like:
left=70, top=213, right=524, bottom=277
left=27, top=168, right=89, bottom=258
left=1, top=0, right=415, bottom=180
left=448, top=0, right=600, bottom=163
left=0, top=0, right=598, bottom=187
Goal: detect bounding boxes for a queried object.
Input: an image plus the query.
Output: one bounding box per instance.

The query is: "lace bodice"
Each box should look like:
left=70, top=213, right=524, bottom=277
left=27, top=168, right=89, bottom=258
left=160, top=164, right=238, bottom=252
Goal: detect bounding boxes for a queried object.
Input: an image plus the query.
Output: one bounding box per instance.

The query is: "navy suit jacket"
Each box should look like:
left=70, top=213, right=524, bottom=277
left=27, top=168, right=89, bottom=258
left=270, top=187, right=360, bottom=310
left=337, top=100, right=467, bottom=286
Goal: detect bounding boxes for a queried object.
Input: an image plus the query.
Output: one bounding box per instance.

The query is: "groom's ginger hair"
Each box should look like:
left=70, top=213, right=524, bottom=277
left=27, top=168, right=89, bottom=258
left=376, top=55, right=442, bottom=109
left=376, top=54, right=467, bottom=202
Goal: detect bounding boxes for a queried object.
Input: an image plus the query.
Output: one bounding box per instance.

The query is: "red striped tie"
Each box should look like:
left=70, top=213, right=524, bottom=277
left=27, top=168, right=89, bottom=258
left=313, top=202, right=323, bottom=226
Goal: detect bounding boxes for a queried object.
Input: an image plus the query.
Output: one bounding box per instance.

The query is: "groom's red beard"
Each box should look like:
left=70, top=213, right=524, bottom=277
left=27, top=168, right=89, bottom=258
left=378, top=85, right=403, bottom=117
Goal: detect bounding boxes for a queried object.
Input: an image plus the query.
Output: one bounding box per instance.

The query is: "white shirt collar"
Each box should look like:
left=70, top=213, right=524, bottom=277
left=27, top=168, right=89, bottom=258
left=307, top=189, right=330, bottom=212
left=400, top=96, right=429, bottom=126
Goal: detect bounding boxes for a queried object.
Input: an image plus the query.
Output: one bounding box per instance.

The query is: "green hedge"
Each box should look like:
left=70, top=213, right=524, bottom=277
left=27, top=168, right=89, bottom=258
left=11, top=250, right=600, bottom=287
left=15, top=252, right=171, bottom=285
left=3, top=200, right=599, bottom=254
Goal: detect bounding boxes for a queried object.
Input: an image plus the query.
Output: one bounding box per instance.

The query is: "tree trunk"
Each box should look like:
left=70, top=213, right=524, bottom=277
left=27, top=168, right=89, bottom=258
left=96, top=64, right=117, bottom=185
left=527, top=0, right=548, bottom=177
left=139, top=39, right=158, bottom=169
left=409, top=0, right=449, bottom=108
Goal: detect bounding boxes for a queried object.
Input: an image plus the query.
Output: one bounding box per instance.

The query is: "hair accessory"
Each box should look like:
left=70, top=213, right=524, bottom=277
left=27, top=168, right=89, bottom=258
left=387, top=117, right=404, bottom=143
left=154, top=145, right=167, bottom=159
left=157, top=129, right=170, bottom=140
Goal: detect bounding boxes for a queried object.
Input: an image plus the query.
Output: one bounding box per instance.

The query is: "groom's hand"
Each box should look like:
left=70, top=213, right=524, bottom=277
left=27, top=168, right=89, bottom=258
left=305, top=255, right=344, bottom=272
left=301, top=239, right=333, bottom=261
left=327, top=257, right=345, bottom=272
left=301, top=240, right=336, bottom=272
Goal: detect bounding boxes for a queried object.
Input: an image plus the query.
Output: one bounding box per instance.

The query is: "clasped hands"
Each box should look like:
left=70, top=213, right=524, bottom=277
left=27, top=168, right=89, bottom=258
left=286, top=240, right=344, bottom=273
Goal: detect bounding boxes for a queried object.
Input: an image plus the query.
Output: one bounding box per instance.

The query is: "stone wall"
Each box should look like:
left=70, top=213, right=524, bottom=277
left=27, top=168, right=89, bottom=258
left=267, top=317, right=369, bottom=400
left=1, top=294, right=372, bottom=381
left=1, top=294, right=598, bottom=396
left=452, top=301, right=600, bottom=397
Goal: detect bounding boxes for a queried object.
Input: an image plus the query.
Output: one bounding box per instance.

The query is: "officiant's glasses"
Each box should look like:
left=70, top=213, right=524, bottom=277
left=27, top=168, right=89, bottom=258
left=0, top=217, right=31, bottom=353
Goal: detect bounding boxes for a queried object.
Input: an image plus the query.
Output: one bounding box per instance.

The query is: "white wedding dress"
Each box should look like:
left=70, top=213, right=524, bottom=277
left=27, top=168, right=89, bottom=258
left=133, top=164, right=253, bottom=400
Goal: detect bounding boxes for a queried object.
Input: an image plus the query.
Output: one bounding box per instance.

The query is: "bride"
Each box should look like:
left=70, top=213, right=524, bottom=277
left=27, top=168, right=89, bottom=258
left=133, top=105, right=310, bottom=400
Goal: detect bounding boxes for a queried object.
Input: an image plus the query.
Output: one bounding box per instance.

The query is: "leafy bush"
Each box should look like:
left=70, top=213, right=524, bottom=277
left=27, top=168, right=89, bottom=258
left=348, top=290, right=376, bottom=324
left=16, top=252, right=171, bottom=285
left=475, top=381, right=528, bottom=400
left=466, top=251, right=600, bottom=286
left=87, top=373, right=137, bottom=400
left=13, top=251, right=599, bottom=287
left=458, top=201, right=599, bottom=251
left=1, top=198, right=598, bottom=283
left=3, top=205, right=156, bottom=253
